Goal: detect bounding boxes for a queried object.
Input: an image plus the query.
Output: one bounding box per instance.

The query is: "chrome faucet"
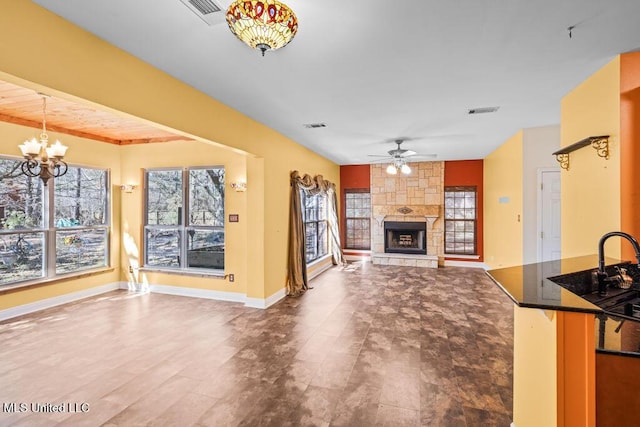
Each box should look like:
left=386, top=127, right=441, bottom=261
left=597, top=231, right=640, bottom=295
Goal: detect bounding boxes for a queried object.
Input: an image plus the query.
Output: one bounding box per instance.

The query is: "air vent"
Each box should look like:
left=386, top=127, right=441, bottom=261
left=179, top=0, right=225, bottom=25
left=189, top=0, right=221, bottom=14
left=468, top=106, right=500, bottom=115
left=303, top=123, right=327, bottom=129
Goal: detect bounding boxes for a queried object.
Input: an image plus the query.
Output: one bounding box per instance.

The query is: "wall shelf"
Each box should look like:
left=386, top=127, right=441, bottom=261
left=552, top=135, right=610, bottom=170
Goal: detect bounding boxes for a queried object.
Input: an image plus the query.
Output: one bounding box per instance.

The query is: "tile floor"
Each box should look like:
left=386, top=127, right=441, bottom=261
left=0, top=262, right=514, bottom=426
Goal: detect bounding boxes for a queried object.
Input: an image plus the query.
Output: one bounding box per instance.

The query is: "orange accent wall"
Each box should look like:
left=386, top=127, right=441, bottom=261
left=340, top=165, right=371, bottom=249
left=556, top=311, right=596, bottom=427
left=620, top=52, right=640, bottom=261
left=444, top=160, right=484, bottom=261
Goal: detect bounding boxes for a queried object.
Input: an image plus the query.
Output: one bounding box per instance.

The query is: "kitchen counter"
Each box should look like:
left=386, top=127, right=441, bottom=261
left=486, top=255, right=640, bottom=356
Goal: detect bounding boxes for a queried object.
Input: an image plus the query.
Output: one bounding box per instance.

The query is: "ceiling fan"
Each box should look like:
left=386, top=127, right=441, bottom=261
left=368, top=138, right=436, bottom=175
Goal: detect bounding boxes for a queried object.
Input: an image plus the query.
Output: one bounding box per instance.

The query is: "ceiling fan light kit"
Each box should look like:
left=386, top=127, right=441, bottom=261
left=226, top=0, right=298, bottom=56
left=386, top=160, right=412, bottom=175
left=368, top=139, right=423, bottom=175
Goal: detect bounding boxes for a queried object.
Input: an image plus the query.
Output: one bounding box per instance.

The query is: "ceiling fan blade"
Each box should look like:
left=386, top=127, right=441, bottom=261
left=367, top=154, right=393, bottom=158
left=402, top=150, right=417, bottom=157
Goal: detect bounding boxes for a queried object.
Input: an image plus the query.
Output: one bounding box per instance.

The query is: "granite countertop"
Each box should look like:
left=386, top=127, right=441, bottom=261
left=486, top=255, right=640, bottom=357
left=485, top=255, right=606, bottom=314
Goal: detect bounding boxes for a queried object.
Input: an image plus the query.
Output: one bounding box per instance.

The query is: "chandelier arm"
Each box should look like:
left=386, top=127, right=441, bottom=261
left=21, top=159, right=41, bottom=178
left=53, top=160, right=68, bottom=178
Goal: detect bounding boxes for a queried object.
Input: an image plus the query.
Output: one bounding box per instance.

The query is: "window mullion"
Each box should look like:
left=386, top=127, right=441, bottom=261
left=181, top=168, right=189, bottom=269
left=46, top=179, right=55, bottom=278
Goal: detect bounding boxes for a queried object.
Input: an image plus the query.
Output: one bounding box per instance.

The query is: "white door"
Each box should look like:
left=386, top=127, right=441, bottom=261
left=539, top=170, right=562, bottom=262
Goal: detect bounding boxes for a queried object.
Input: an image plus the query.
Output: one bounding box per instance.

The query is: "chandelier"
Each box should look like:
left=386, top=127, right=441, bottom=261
left=17, top=95, right=68, bottom=186
left=226, top=0, right=298, bottom=56
left=386, top=159, right=412, bottom=175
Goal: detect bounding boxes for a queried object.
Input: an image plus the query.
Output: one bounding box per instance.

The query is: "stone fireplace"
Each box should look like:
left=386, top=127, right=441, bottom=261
left=370, top=161, right=444, bottom=268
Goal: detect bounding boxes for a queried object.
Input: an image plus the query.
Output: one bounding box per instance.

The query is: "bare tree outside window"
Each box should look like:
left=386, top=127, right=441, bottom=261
left=0, top=157, right=109, bottom=286
left=144, top=167, right=225, bottom=271
left=444, top=186, right=477, bottom=255
left=300, top=190, right=328, bottom=263
left=344, top=190, right=371, bottom=250
left=54, top=166, right=109, bottom=274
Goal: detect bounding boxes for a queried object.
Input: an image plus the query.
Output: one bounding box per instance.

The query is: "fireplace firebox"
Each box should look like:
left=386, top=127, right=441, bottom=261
left=384, top=221, right=427, bottom=255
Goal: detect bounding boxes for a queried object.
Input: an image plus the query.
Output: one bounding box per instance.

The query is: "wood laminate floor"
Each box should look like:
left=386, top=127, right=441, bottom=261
left=0, top=263, right=513, bottom=426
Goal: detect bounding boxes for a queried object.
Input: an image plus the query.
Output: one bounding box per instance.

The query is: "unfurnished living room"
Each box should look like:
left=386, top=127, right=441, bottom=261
left=2, top=1, right=640, bottom=426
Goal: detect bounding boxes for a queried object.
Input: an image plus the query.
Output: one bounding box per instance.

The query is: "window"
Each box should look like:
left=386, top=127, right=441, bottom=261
left=54, top=166, right=109, bottom=274
left=144, top=167, right=224, bottom=271
left=444, top=186, right=477, bottom=255
left=0, top=157, right=109, bottom=286
left=300, top=190, right=328, bottom=263
left=344, top=189, right=371, bottom=250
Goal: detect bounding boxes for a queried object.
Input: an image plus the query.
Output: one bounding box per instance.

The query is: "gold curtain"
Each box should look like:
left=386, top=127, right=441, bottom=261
left=287, top=171, right=345, bottom=296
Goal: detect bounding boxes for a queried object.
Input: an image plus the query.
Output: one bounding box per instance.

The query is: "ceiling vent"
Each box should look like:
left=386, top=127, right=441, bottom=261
left=303, top=123, right=327, bottom=129
left=179, top=0, right=226, bottom=25
left=468, top=106, right=500, bottom=115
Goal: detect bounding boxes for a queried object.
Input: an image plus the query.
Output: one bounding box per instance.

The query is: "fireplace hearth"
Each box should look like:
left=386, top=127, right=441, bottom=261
left=384, top=221, right=427, bottom=255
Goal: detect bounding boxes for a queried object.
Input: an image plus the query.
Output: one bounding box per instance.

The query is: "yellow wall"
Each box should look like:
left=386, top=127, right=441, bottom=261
left=0, top=121, right=122, bottom=309
left=560, top=57, right=621, bottom=259
left=119, top=140, right=248, bottom=295
left=513, top=307, right=558, bottom=427
left=483, top=131, right=524, bottom=268
left=0, top=1, right=339, bottom=306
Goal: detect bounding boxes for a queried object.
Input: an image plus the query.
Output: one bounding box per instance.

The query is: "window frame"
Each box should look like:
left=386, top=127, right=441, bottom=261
left=0, top=155, right=111, bottom=287
left=344, top=188, right=371, bottom=250
left=52, top=164, right=111, bottom=275
left=143, top=166, right=225, bottom=273
left=299, top=189, right=329, bottom=264
left=444, top=185, right=477, bottom=256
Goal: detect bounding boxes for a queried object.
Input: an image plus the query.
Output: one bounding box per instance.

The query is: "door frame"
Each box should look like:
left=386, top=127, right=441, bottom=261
left=537, top=167, right=561, bottom=262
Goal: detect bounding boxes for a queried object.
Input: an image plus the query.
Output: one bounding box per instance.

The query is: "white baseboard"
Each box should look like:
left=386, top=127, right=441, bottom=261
left=128, top=282, right=285, bottom=310
left=344, top=254, right=371, bottom=262
left=444, top=260, right=491, bottom=269
left=245, top=287, right=286, bottom=309
left=145, top=284, right=247, bottom=304
left=0, top=281, right=123, bottom=322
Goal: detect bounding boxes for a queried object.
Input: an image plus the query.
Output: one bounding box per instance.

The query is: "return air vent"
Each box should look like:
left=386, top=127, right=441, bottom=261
left=179, top=0, right=226, bottom=25
left=468, top=106, right=500, bottom=115
left=303, top=123, right=327, bottom=129
left=190, top=0, right=221, bottom=14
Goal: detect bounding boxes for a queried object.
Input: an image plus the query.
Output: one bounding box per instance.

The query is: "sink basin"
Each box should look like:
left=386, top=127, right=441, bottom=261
left=547, top=262, right=640, bottom=319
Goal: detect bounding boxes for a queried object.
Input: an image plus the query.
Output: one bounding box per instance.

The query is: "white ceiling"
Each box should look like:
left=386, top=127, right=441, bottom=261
left=32, top=0, right=640, bottom=165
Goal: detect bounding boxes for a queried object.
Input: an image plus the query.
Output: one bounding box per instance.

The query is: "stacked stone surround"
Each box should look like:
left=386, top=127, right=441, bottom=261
left=370, top=162, right=444, bottom=267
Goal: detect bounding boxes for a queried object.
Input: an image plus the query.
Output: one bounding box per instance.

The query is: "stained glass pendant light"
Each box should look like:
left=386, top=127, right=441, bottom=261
left=226, top=0, right=298, bottom=56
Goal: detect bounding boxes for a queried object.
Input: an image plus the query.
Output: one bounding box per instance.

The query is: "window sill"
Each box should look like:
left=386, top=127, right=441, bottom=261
left=138, top=267, right=226, bottom=279
left=0, top=267, right=116, bottom=295
left=444, top=254, right=480, bottom=260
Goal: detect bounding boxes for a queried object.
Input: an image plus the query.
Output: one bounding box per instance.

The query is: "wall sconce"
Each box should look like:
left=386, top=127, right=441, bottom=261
left=230, top=182, right=247, bottom=192
left=120, top=185, right=138, bottom=193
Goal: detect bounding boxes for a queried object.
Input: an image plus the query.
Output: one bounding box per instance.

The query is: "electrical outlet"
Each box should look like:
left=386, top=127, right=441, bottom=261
left=128, top=266, right=133, bottom=273
left=229, top=274, right=235, bottom=282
